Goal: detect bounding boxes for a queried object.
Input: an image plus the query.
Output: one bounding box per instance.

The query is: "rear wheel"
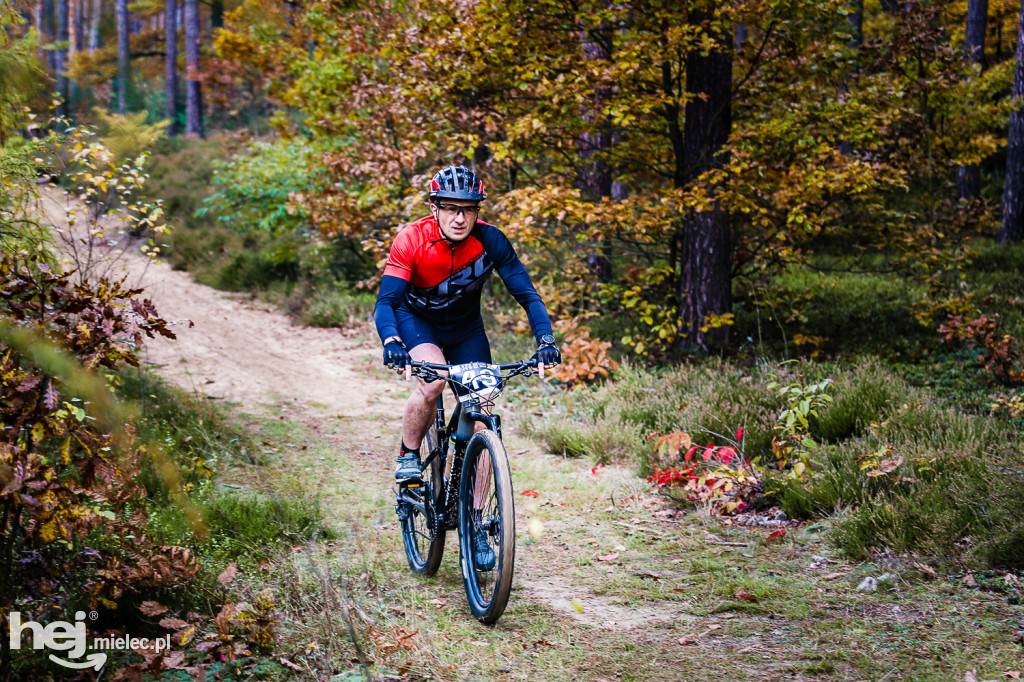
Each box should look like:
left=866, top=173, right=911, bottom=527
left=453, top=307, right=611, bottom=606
left=458, top=430, right=515, bottom=624
left=400, top=423, right=446, bottom=575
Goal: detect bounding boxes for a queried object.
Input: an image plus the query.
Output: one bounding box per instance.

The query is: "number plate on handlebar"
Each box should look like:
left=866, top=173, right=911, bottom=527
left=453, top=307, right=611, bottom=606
left=450, top=362, right=502, bottom=403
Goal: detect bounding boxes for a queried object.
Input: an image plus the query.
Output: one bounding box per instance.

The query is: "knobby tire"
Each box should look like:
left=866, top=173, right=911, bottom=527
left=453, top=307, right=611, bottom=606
left=458, top=430, right=515, bottom=624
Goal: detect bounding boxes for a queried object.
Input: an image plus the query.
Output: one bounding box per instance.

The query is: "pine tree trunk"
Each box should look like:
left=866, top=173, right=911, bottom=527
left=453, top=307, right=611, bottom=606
left=999, top=0, right=1024, bottom=243
left=88, top=0, right=101, bottom=50
left=35, top=0, right=46, bottom=62
left=55, top=0, right=69, bottom=118
left=210, top=0, right=222, bottom=28
left=45, top=0, right=56, bottom=71
left=184, top=0, right=203, bottom=137
left=116, top=0, right=128, bottom=113
left=959, top=0, right=988, bottom=200
left=577, top=17, right=613, bottom=283
left=679, top=4, right=733, bottom=353
left=165, top=0, right=178, bottom=134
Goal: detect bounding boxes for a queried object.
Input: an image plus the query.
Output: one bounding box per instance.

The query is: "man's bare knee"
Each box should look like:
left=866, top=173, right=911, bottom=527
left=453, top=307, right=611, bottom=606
left=414, top=379, right=445, bottom=402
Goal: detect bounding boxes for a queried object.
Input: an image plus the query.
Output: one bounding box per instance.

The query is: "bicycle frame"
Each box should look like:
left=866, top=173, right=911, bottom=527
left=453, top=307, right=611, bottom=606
left=395, top=360, right=532, bottom=533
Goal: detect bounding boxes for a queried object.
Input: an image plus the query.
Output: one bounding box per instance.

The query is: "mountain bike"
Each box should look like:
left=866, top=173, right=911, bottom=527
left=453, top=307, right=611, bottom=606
left=393, top=358, right=538, bottom=624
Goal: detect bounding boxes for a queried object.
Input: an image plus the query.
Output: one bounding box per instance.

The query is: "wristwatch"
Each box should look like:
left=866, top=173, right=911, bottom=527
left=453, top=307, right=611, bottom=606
left=538, top=334, right=556, bottom=347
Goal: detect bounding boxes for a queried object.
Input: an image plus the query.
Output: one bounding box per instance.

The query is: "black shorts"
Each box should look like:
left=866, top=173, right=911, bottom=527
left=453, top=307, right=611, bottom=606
left=395, top=308, right=492, bottom=365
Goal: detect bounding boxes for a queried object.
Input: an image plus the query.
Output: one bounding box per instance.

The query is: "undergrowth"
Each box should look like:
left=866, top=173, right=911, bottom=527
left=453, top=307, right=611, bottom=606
left=527, top=360, right=1024, bottom=569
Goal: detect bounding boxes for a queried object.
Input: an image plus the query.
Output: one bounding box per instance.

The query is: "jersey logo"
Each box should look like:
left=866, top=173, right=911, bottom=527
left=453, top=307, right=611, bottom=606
left=406, top=255, right=493, bottom=312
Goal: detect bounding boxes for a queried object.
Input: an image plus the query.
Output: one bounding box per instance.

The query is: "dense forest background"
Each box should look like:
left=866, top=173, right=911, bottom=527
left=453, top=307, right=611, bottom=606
left=5, top=0, right=1024, bottom=678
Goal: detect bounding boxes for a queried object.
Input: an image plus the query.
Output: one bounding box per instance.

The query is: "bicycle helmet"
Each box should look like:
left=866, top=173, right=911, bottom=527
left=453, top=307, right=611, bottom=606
left=429, top=165, right=486, bottom=201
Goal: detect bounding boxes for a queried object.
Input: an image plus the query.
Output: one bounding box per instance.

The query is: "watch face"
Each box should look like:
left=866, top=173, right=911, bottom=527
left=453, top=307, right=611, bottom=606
left=540, top=334, right=556, bottom=345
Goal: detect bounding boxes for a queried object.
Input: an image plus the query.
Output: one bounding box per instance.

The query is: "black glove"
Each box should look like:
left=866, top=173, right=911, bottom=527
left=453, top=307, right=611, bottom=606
left=383, top=339, right=410, bottom=369
left=532, top=343, right=561, bottom=367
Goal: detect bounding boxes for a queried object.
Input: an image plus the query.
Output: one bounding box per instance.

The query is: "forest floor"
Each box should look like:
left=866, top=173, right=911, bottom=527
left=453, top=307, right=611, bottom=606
left=38, top=186, right=1024, bottom=680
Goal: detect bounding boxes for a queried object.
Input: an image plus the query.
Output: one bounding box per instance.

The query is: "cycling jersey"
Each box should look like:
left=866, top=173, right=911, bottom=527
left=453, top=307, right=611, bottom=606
left=374, top=215, right=552, bottom=346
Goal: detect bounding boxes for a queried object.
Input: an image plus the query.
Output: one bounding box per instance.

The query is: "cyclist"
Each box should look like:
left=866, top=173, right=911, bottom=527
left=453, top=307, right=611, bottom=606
left=374, top=165, right=560, bottom=566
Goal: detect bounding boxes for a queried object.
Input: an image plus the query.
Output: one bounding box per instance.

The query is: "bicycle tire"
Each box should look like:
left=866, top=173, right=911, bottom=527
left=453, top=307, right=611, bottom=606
left=400, top=423, right=446, bottom=575
left=457, top=430, right=515, bottom=624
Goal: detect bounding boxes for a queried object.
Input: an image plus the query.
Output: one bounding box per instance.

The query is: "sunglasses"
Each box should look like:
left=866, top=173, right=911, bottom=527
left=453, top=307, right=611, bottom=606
left=433, top=203, right=480, bottom=218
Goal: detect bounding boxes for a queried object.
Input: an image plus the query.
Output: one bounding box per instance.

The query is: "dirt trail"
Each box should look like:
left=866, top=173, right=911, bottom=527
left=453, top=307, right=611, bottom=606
left=37, top=185, right=400, bottom=418
left=36, top=185, right=654, bottom=632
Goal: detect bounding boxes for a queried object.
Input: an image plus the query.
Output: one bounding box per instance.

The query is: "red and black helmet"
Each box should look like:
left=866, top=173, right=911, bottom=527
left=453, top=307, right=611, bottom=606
left=428, top=165, right=486, bottom=202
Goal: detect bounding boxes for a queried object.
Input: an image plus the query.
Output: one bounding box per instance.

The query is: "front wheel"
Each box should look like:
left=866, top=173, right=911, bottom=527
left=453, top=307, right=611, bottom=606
left=400, top=424, right=446, bottom=575
left=458, top=430, right=515, bottom=624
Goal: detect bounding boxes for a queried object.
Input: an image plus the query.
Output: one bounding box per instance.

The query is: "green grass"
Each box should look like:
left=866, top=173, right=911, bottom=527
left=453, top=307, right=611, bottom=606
left=525, top=359, right=1024, bottom=569
left=117, top=369, right=335, bottom=586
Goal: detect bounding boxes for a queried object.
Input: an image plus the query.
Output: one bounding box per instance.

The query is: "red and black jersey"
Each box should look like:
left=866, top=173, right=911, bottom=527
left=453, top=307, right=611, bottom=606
left=374, top=215, right=552, bottom=342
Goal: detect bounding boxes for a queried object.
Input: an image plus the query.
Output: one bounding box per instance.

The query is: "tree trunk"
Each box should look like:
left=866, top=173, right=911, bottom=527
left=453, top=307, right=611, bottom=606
left=210, top=0, right=223, bottom=28
left=959, top=0, right=988, bottom=199
left=849, top=0, right=864, bottom=46
left=45, top=0, right=56, bottom=71
left=55, top=0, right=69, bottom=118
left=577, top=18, right=614, bottom=284
left=184, top=0, right=203, bottom=137
left=88, top=0, right=101, bottom=51
left=165, top=0, right=178, bottom=134
left=116, top=0, right=128, bottom=113
left=679, top=4, right=733, bottom=353
left=999, top=0, right=1024, bottom=243
left=35, top=0, right=46, bottom=63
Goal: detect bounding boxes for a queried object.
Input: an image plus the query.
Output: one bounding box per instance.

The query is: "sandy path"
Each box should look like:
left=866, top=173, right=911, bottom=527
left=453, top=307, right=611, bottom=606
left=37, top=185, right=401, bottom=417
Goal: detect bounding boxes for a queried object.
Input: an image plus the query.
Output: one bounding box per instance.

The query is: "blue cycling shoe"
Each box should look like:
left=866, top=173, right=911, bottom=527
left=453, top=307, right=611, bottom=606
left=472, top=528, right=496, bottom=571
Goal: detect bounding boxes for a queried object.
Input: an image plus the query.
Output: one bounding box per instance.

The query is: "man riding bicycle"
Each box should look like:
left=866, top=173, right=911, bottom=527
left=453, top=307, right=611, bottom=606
left=373, top=165, right=560, bottom=566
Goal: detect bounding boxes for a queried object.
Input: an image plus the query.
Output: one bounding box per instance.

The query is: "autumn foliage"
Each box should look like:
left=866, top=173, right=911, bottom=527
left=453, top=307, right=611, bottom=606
left=0, top=257, right=201, bottom=672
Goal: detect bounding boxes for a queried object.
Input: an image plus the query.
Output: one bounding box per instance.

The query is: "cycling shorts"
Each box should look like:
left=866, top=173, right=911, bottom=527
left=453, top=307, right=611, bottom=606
left=394, top=307, right=492, bottom=365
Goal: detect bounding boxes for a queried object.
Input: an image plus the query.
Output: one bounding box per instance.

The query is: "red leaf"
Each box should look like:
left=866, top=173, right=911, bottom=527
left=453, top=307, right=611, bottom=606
left=735, top=427, right=744, bottom=441
left=685, top=445, right=699, bottom=462
left=766, top=529, right=787, bottom=543
left=520, top=490, right=540, bottom=497
left=591, top=464, right=605, bottom=475
left=596, top=552, right=620, bottom=561
left=702, top=446, right=715, bottom=461
left=718, top=447, right=737, bottom=464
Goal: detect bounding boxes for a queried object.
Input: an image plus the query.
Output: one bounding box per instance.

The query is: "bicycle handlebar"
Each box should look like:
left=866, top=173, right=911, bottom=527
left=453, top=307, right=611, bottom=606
left=409, top=358, right=539, bottom=372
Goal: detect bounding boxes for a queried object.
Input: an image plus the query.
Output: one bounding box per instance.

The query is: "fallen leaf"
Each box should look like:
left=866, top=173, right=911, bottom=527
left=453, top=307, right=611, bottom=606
left=218, top=563, right=238, bottom=585
left=679, top=636, right=696, bottom=645
left=597, top=552, right=620, bottom=561
left=591, top=464, right=606, bottom=475
left=158, top=617, right=189, bottom=630
left=912, top=561, right=938, bottom=578
left=429, top=598, right=447, bottom=609
left=291, top=546, right=304, bottom=553
left=717, top=613, right=736, bottom=619
left=965, top=671, right=978, bottom=682
left=520, top=490, right=540, bottom=498
left=471, top=640, right=489, bottom=647
left=821, top=572, right=846, bottom=581
left=635, top=571, right=662, bottom=580
left=163, top=651, right=186, bottom=669
left=963, top=574, right=978, bottom=587
left=735, top=590, right=759, bottom=603
left=139, top=601, right=168, bottom=617
left=1005, top=671, right=1022, bottom=680
left=766, top=529, right=787, bottom=543
left=570, top=600, right=584, bottom=613
left=280, top=658, right=303, bottom=672
left=742, top=553, right=754, bottom=558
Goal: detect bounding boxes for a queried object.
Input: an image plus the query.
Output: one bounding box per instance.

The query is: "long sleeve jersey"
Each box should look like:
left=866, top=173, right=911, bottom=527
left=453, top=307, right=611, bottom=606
left=373, top=215, right=552, bottom=343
